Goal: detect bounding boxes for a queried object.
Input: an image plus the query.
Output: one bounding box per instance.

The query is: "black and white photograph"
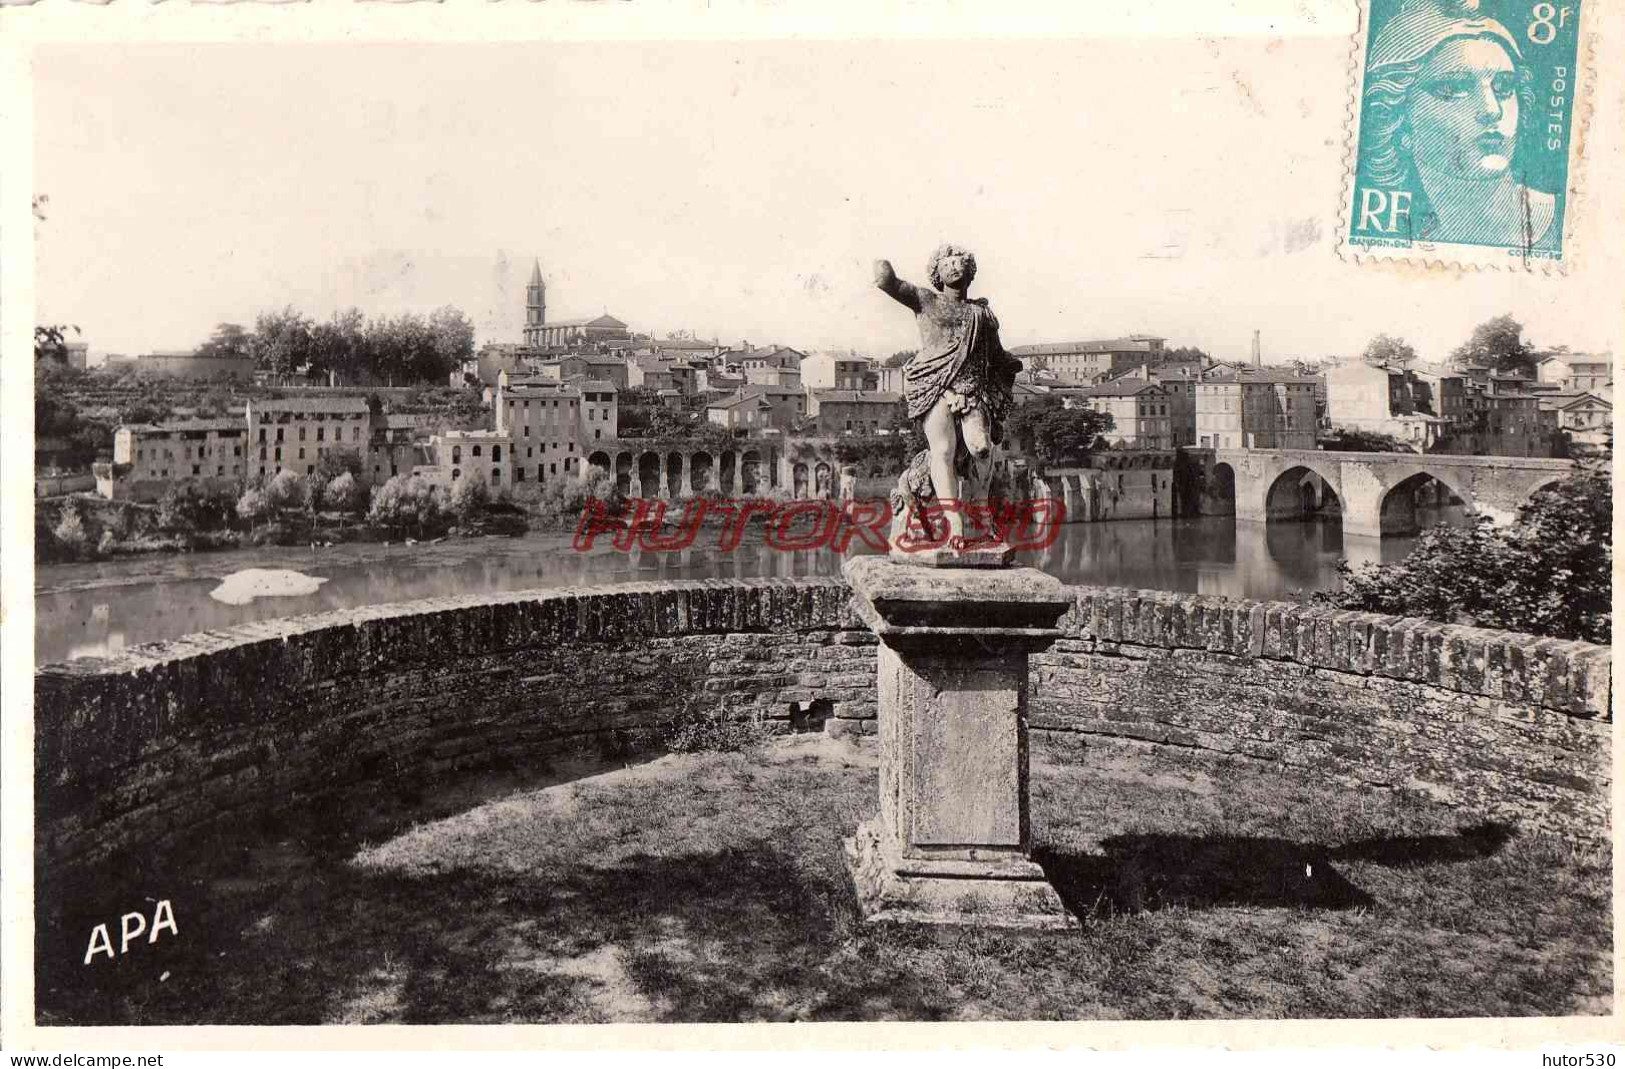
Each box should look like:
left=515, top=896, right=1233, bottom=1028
left=4, top=0, right=1621, bottom=1053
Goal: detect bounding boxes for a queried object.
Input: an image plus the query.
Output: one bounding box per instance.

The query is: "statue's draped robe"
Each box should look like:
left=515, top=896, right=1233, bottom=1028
left=883, top=280, right=1021, bottom=443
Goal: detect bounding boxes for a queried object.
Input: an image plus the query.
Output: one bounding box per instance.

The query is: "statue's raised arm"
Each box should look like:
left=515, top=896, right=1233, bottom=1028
left=873, top=258, right=923, bottom=312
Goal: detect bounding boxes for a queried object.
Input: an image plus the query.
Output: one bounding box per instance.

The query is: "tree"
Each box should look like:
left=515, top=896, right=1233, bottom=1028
left=1361, top=334, right=1417, bottom=367
left=53, top=503, right=90, bottom=559
left=883, top=350, right=917, bottom=368
left=197, top=322, right=252, bottom=361
left=35, top=324, right=81, bottom=363
left=1319, top=427, right=1413, bottom=453
left=309, top=307, right=369, bottom=384
left=251, top=307, right=314, bottom=377
left=313, top=447, right=364, bottom=485
left=322, top=472, right=365, bottom=514
left=1159, top=345, right=1212, bottom=366
left=1451, top=314, right=1534, bottom=376
left=158, top=483, right=232, bottom=532
left=1320, top=465, right=1610, bottom=644
left=1006, top=395, right=1115, bottom=468
left=428, top=305, right=476, bottom=379
left=236, top=487, right=270, bottom=534
left=264, top=469, right=305, bottom=514
left=666, top=329, right=694, bottom=341
left=450, top=476, right=490, bottom=523
left=368, top=475, right=449, bottom=537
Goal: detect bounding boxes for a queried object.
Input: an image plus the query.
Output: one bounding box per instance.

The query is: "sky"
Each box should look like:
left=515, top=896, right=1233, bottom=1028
left=32, top=38, right=1622, bottom=366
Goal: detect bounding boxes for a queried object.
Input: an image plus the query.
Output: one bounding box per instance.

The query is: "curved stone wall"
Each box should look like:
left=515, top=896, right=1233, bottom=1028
left=36, top=579, right=1611, bottom=876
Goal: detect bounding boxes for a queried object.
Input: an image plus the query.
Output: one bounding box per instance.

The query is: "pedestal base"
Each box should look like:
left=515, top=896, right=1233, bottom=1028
left=888, top=541, right=1017, bottom=568
left=844, top=820, right=1077, bottom=930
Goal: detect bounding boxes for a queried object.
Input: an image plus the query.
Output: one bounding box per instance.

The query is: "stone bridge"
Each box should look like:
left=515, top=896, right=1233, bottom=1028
left=1206, top=449, right=1576, bottom=538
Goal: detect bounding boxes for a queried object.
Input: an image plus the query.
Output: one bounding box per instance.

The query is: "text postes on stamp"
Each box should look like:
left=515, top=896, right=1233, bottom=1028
left=1342, top=0, right=1584, bottom=269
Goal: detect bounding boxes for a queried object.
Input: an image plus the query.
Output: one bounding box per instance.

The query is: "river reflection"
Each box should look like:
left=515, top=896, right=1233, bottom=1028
left=35, top=511, right=1452, bottom=666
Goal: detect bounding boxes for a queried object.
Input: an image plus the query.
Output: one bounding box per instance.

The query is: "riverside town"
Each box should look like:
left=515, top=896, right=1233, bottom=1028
left=21, top=19, right=1617, bottom=1046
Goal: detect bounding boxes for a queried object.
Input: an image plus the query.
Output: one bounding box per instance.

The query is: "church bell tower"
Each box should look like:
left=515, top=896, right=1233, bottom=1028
left=524, top=259, right=547, bottom=346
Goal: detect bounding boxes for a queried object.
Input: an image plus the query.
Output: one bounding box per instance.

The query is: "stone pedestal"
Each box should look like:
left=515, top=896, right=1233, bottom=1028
left=841, top=555, right=1077, bottom=929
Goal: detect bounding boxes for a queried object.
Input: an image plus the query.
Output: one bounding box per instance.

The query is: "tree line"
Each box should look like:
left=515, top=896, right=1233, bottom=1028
left=1360, top=314, right=1553, bottom=377
left=195, top=305, right=476, bottom=385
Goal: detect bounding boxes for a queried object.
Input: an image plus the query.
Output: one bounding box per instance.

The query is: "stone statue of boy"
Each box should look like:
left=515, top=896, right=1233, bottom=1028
left=873, top=244, right=1023, bottom=552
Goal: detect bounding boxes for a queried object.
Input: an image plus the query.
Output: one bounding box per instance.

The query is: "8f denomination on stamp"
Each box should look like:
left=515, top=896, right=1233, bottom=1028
left=1342, top=0, right=1586, bottom=268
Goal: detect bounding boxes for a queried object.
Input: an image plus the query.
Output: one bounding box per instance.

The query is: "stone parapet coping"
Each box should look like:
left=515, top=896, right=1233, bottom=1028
left=1066, top=586, right=1611, bottom=719
left=37, top=578, right=1609, bottom=720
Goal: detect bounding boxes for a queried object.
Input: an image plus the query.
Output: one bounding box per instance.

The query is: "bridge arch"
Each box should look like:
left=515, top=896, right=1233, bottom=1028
left=1376, top=469, right=1469, bottom=536
left=1263, top=464, right=1343, bottom=522
left=1207, top=461, right=1237, bottom=516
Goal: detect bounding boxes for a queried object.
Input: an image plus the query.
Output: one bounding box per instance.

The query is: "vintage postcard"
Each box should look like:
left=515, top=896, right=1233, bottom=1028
left=1341, top=0, right=1589, bottom=269
left=2, top=0, right=1621, bottom=1058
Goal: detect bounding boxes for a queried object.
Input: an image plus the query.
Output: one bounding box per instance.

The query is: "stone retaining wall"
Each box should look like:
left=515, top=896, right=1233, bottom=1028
left=36, top=578, right=1611, bottom=874
left=1035, top=588, right=1612, bottom=837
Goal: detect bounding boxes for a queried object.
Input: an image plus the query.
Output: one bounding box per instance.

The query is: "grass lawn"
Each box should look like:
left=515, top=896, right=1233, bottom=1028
left=37, top=732, right=1611, bottom=1024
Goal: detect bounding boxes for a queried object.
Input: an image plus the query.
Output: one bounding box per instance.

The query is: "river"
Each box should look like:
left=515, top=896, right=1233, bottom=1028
left=35, top=512, right=1450, bottom=666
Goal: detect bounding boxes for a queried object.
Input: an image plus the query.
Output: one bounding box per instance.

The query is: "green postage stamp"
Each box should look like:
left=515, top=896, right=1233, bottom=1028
left=1342, top=0, right=1586, bottom=268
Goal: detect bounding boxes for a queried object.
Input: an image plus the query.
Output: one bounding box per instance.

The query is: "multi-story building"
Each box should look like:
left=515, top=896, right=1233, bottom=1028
left=799, top=351, right=871, bottom=390
left=245, top=397, right=374, bottom=481
left=1324, top=362, right=1451, bottom=448
left=723, top=345, right=805, bottom=374
left=367, top=415, right=435, bottom=484
left=493, top=374, right=586, bottom=485
left=1055, top=382, right=1173, bottom=449
left=1536, top=352, right=1613, bottom=395
left=705, top=392, right=775, bottom=430
left=100, top=419, right=250, bottom=502
left=1540, top=391, right=1613, bottom=450
left=627, top=355, right=676, bottom=391
left=744, top=364, right=802, bottom=389
left=1196, top=370, right=1318, bottom=450
left=534, top=353, right=629, bottom=389
left=577, top=379, right=619, bottom=443
left=420, top=429, right=514, bottom=491
left=1007, top=336, right=1166, bottom=386
left=806, top=390, right=904, bottom=435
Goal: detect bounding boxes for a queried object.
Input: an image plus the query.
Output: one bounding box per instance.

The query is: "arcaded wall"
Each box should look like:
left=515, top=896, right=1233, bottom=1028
left=36, top=578, right=1611, bottom=877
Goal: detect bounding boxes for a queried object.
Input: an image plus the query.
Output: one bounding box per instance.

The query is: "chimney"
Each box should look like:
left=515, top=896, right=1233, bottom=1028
left=1251, top=330, right=1262, bottom=368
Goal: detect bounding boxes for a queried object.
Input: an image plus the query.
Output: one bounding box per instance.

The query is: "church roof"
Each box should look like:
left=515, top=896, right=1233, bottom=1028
left=545, top=314, right=629, bottom=329
left=529, top=259, right=544, bottom=286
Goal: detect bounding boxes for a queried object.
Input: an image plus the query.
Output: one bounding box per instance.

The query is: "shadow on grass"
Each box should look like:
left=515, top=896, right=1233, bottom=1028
left=1035, top=822, right=1514, bottom=920
left=38, top=838, right=937, bottom=1025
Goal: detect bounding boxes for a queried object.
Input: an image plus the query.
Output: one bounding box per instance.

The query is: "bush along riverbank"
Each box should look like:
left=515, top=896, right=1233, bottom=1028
left=35, top=465, right=809, bottom=564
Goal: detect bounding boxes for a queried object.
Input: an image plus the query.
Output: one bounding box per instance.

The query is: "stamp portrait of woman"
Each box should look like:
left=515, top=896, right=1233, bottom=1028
left=1358, top=0, right=1558, bottom=251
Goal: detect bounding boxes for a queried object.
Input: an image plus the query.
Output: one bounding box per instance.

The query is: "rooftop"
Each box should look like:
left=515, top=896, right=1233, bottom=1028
left=250, top=396, right=372, bottom=414
left=1009, top=337, right=1166, bottom=356
left=122, top=418, right=246, bottom=433
left=707, top=393, right=775, bottom=411
left=1202, top=370, right=1316, bottom=385
left=809, top=389, right=903, bottom=404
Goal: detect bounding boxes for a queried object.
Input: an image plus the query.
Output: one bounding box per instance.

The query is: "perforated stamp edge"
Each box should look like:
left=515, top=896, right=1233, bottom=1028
left=1334, top=0, right=1598, bottom=276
